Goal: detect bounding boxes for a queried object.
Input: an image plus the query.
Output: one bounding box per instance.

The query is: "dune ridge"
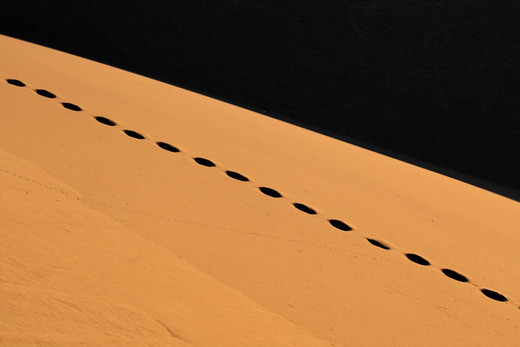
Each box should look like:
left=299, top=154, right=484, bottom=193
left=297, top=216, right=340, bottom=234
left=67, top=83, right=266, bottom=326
left=1, top=34, right=520, bottom=345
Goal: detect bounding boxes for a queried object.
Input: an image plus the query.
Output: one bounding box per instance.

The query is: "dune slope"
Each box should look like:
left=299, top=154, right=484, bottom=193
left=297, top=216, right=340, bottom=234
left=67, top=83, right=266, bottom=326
left=0, top=149, right=328, bottom=345
left=1, top=35, right=520, bottom=345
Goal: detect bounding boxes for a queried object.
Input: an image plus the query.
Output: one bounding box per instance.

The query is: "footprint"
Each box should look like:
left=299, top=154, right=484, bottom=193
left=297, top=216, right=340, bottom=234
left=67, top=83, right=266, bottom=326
left=293, top=203, right=317, bottom=215
left=194, top=157, right=216, bottom=167
left=94, top=116, right=117, bottom=126
left=157, top=142, right=180, bottom=153
left=405, top=253, right=430, bottom=266
left=35, top=89, right=56, bottom=98
left=328, top=219, right=352, bottom=231
left=441, top=269, right=469, bottom=283
left=481, top=288, right=508, bottom=302
left=226, top=171, right=249, bottom=181
left=61, top=102, right=82, bottom=111
left=366, top=238, right=391, bottom=250
left=123, top=130, right=145, bottom=139
left=6, top=79, right=25, bottom=87
left=259, top=187, right=282, bottom=198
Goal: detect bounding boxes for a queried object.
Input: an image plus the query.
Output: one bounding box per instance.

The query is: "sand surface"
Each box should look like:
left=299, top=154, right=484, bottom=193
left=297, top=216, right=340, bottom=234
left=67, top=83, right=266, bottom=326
left=1, top=35, right=520, bottom=345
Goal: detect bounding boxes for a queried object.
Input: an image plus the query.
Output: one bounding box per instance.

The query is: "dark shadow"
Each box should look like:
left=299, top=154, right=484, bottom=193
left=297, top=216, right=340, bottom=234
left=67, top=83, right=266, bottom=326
left=293, top=203, right=317, bottom=215
left=259, top=186, right=282, bottom=198
left=35, top=89, right=56, bottom=98
left=441, top=269, right=469, bottom=283
left=405, top=253, right=430, bottom=266
left=94, top=116, right=117, bottom=126
left=123, top=129, right=145, bottom=139
left=366, top=238, right=390, bottom=250
left=194, top=157, right=216, bottom=167
left=157, top=141, right=180, bottom=153
left=481, top=288, right=508, bottom=302
left=6, top=79, right=25, bottom=87
left=62, top=102, right=82, bottom=111
left=328, top=219, right=352, bottom=231
left=226, top=170, right=249, bottom=181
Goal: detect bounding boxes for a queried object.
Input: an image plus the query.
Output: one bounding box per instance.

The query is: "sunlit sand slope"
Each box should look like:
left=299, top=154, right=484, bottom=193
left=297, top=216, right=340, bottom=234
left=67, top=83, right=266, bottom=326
left=1, top=35, right=520, bottom=345
left=0, top=149, right=328, bottom=345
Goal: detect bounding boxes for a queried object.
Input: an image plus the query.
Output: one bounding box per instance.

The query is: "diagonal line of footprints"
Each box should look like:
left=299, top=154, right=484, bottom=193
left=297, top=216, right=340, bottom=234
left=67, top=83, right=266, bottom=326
left=4, top=77, right=517, bottom=308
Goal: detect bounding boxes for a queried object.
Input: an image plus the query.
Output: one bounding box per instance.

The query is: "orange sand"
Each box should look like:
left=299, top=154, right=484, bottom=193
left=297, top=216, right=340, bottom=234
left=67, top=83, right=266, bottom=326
left=1, top=34, right=519, bottom=345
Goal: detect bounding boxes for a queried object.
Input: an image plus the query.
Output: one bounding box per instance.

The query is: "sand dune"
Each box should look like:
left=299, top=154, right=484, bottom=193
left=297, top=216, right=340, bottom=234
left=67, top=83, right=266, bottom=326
left=0, top=148, right=327, bottom=346
left=1, top=34, right=520, bottom=345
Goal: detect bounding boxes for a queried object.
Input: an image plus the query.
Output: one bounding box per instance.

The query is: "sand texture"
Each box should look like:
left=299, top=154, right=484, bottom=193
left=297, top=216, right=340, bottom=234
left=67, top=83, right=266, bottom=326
left=1, top=35, right=519, bottom=345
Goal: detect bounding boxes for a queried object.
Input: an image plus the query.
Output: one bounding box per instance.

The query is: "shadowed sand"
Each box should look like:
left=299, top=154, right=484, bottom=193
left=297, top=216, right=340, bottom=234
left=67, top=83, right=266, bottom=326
left=1, top=35, right=520, bottom=345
